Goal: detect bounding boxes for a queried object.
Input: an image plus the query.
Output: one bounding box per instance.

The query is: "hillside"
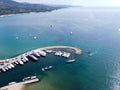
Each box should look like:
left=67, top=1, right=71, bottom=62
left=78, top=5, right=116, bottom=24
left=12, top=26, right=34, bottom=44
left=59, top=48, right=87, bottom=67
left=0, top=0, right=68, bottom=15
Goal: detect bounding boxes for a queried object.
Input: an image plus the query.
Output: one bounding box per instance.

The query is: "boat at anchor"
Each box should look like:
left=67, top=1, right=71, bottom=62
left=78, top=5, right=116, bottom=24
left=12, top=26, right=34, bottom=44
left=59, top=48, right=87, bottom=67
left=66, top=59, right=76, bottom=63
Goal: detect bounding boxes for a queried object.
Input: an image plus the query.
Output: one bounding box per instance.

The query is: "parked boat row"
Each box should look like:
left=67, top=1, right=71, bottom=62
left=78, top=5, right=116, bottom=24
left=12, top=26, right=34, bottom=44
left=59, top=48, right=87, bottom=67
left=0, top=63, right=16, bottom=72
left=55, top=51, right=63, bottom=56
left=0, top=50, right=47, bottom=72
left=55, top=51, right=71, bottom=58
left=27, top=50, right=47, bottom=61
left=0, top=57, right=29, bottom=72
left=22, top=76, right=37, bottom=82
left=0, top=47, right=77, bottom=73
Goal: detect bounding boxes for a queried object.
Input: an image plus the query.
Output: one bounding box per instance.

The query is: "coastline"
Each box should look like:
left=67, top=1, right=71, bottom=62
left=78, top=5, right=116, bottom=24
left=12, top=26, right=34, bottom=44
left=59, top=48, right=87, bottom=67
left=0, top=77, right=39, bottom=90
left=0, top=9, right=61, bottom=18
left=0, top=12, right=36, bottom=18
left=0, top=83, right=24, bottom=90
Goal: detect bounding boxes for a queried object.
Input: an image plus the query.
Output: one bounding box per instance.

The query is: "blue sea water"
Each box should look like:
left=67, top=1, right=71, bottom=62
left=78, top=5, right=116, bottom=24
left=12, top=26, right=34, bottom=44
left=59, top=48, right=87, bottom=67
left=0, top=7, right=120, bottom=90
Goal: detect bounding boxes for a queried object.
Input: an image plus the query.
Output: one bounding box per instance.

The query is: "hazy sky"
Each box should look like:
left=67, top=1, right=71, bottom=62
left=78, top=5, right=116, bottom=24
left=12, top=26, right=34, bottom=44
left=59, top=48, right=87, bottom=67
left=14, top=0, right=120, bottom=7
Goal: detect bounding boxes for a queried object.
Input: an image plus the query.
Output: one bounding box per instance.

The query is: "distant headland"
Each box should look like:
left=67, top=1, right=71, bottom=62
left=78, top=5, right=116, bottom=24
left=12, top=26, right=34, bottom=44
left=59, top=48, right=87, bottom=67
left=0, top=0, right=70, bottom=16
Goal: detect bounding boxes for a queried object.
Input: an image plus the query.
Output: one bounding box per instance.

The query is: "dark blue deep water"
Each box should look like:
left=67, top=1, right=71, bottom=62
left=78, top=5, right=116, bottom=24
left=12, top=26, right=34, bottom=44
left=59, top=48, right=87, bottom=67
left=0, top=7, right=120, bottom=90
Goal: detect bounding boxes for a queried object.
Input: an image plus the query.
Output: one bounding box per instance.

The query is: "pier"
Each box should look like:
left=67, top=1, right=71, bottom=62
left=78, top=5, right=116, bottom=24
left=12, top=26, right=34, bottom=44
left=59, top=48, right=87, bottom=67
left=0, top=46, right=82, bottom=72
left=0, top=76, right=39, bottom=90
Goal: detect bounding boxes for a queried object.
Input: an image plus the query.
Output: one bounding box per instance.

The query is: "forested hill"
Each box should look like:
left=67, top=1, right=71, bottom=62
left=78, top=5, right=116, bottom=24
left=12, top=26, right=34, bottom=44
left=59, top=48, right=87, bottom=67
left=0, top=0, right=68, bottom=15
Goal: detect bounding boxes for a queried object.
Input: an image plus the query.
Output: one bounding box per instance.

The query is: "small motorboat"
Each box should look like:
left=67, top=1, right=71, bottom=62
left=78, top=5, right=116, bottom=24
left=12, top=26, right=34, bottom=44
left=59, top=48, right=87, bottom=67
left=66, top=59, right=76, bottom=63
left=42, top=66, right=53, bottom=71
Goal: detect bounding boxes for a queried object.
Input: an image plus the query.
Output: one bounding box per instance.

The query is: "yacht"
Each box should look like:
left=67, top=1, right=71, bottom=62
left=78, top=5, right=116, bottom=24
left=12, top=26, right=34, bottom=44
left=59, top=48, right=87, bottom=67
left=21, top=58, right=27, bottom=63
left=39, top=51, right=46, bottom=57
left=17, top=60, right=24, bottom=65
left=28, top=55, right=38, bottom=61
left=23, top=56, right=29, bottom=61
left=10, top=64, right=15, bottom=68
left=8, top=82, right=16, bottom=85
left=46, top=50, right=53, bottom=53
left=55, top=51, right=62, bottom=56
left=62, top=52, right=71, bottom=58
left=33, top=52, right=40, bottom=57
left=66, top=59, right=76, bottom=63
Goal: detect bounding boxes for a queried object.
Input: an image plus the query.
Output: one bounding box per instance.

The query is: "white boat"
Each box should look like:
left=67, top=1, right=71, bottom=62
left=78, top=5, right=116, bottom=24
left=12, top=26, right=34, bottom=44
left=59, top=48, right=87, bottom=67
left=39, top=51, right=46, bottom=57
left=1, top=68, right=6, bottom=72
left=46, top=50, right=53, bottom=53
left=21, top=58, right=27, bottom=62
left=18, top=60, right=24, bottom=65
left=55, top=51, right=62, bottom=56
left=8, top=82, right=16, bottom=85
left=66, top=53, right=71, bottom=58
left=8, top=65, right=12, bottom=69
left=28, top=55, right=38, bottom=61
left=4, top=66, right=9, bottom=70
left=70, top=31, right=73, bottom=35
left=42, top=66, right=53, bottom=71
left=22, top=76, right=37, bottom=81
left=15, top=61, right=19, bottom=64
left=87, top=51, right=97, bottom=56
left=66, top=59, right=76, bottom=63
left=10, top=64, right=15, bottom=68
left=62, top=52, right=71, bottom=58
left=24, top=57, right=29, bottom=61
left=33, top=52, right=40, bottom=57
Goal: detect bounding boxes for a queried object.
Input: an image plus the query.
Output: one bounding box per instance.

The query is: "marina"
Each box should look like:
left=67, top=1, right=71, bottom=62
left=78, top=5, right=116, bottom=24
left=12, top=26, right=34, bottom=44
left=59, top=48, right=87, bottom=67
left=0, top=46, right=82, bottom=73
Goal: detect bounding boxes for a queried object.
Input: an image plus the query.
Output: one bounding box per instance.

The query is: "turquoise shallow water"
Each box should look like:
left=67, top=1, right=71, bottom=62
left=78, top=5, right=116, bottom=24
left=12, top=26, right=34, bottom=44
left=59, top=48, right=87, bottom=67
left=0, top=7, right=120, bottom=90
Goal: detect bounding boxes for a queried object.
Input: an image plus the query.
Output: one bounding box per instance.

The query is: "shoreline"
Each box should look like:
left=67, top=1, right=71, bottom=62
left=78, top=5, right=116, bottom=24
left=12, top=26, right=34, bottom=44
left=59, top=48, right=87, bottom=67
left=0, top=12, right=37, bottom=18
left=0, top=83, right=24, bottom=90
left=0, top=46, right=82, bottom=63
left=0, top=9, right=61, bottom=18
left=0, top=76, right=39, bottom=90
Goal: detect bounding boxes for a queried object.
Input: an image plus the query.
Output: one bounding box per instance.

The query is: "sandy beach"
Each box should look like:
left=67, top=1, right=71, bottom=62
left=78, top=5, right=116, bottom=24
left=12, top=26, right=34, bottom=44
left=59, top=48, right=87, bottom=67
left=0, top=78, right=39, bottom=90
left=0, top=83, right=24, bottom=90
